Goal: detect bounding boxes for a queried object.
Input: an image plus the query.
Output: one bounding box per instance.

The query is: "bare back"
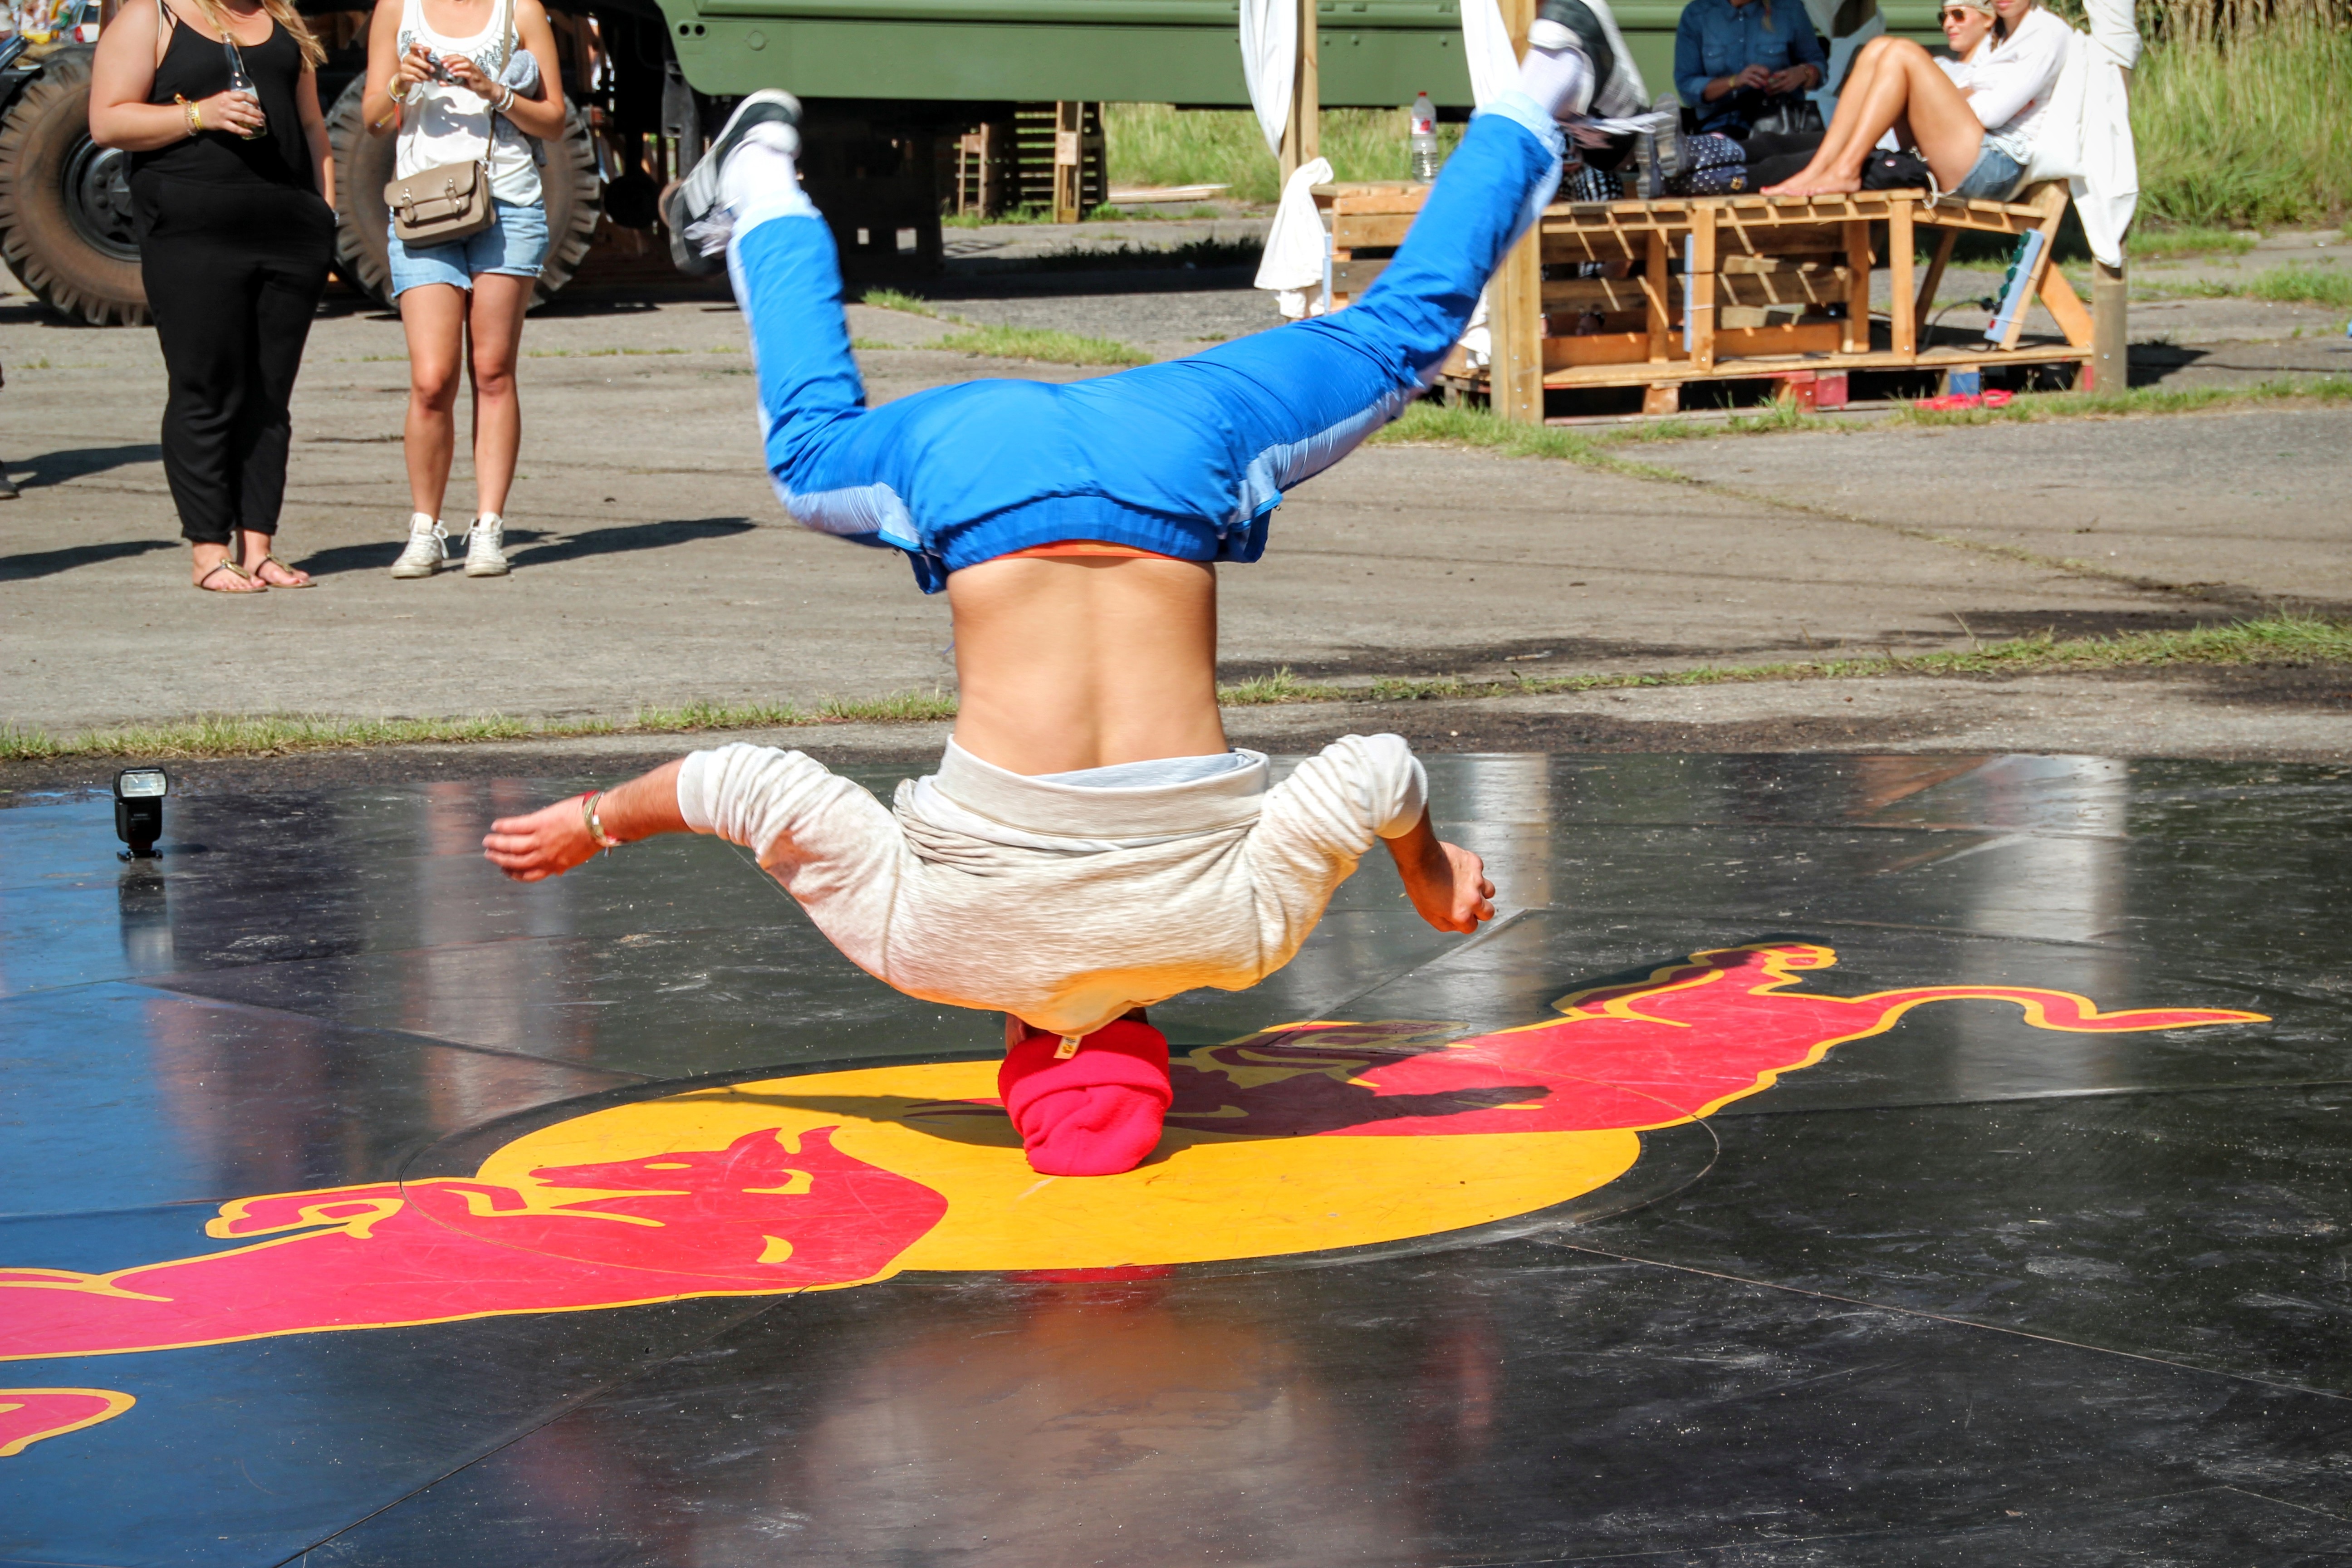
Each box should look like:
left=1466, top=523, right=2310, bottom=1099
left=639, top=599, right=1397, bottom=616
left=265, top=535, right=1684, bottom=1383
left=946, top=555, right=1227, bottom=775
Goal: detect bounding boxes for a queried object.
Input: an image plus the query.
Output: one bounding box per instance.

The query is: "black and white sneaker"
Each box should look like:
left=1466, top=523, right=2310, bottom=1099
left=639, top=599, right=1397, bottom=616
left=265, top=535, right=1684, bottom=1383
left=1529, top=0, right=1615, bottom=116
left=662, top=88, right=803, bottom=276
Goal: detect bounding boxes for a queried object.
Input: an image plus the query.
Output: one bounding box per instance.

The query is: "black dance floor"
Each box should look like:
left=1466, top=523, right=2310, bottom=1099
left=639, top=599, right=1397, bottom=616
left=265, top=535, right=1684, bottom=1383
left=3, top=752, right=2348, bottom=1566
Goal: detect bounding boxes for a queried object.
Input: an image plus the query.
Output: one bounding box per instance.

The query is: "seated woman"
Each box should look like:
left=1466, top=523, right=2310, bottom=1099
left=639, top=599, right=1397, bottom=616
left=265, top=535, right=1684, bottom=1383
left=1761, top=0, right=2068, bottom=199
left=1675, top=0, right=1828, bottom=140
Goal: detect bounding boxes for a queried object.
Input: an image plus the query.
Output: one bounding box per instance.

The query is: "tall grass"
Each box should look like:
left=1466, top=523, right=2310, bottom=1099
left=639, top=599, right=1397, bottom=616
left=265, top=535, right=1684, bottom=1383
left=1104, top=103, right=1464, bottom=205
left=2133, top=22, right=2352, bottom=228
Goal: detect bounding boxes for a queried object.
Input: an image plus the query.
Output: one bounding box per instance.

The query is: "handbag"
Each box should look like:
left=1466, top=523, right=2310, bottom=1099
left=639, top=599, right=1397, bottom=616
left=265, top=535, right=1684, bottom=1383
left=383, top=0, right=512, bottom=246
left=1859, top=149, right=1935, bottom=194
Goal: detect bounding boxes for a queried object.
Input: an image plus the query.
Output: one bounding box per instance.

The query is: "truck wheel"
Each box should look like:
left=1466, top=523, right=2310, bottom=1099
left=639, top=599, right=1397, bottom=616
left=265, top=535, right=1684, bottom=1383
left=0, top=47, right=148, bottom=326
left=328, top=76, right=603, bottom=311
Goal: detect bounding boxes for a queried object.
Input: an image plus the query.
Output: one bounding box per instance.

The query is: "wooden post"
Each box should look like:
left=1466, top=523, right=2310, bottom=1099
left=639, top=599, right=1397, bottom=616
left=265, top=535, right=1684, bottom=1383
left=1688, top=203, right=1718, bottom=374
left=1841, top=218, right=1871, bottom=354
left=1278, top=0, right=1320, bottom=186
left=1051, top=102, right=1084, bottom=225
left=1643, top=230, right=1671, bottom=363
left=1487, top=0, right=1544, bottom=423
left=2091, top=258, right=2127, bottom=392
left=1915, top=227, right=1957, bottom=333
left=1888, top=197, right=1916, bottom=358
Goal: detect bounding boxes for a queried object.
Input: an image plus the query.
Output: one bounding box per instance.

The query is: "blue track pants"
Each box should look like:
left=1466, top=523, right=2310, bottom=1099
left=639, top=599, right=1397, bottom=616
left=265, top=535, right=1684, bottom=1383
left=730, top=96, right=1564, bottom=591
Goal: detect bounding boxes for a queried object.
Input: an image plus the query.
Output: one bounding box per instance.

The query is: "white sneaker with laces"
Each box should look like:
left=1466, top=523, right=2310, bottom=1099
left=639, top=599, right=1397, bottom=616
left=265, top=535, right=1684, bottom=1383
left=464, top=515, right=510, bottom=577
left=662, top=89, right=804, bottom=274
left=390, top=513, right=446, bottom=578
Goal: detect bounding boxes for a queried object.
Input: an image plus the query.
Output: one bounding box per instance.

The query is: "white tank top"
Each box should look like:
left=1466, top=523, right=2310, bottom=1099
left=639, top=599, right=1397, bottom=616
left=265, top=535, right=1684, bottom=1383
left=394, top=0, right=540, bottom=205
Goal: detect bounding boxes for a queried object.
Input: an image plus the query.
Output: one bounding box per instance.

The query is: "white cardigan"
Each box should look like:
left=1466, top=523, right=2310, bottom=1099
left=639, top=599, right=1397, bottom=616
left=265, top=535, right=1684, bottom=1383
left=678, top=736, right=1430, bottom=1037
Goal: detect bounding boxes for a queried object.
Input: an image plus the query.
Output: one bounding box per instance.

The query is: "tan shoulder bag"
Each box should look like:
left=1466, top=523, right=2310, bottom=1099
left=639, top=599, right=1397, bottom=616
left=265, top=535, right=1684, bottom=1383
left=383, top=0, right=512, bottom=246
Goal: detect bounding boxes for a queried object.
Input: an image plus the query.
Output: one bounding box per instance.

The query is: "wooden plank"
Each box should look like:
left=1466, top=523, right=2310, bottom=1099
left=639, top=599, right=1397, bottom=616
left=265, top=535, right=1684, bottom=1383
left=1532, top=338, right=2087, bottom=387
left=1489, top=0, right=1543, bottom=422
left=1325, top=187, right=1427, bottom=217
left=1541, top=331, right=1653, bottom=370
left=1642, top=383, right=1681, bottom=415
left=1331, top=257, right=1392, bottom=295
left=1999, top=181, right=2073, bottom=351
left=1716, top=223, right=1843, bottom=258
left=1718, top=253, right=1842, bottom=274
left=1541, top=230, right=1650, bottom=263
left=1842, top=219, right=1872, bottom=355
left=1719, top=269, right=1851, bottom=307
left=1541, top=275, right=1654, bottom=311
left=1550, top=309, right=1657, bottom=335
left=1718, top=304, right=1818, bottom=329
left=1889, top=197, right=1916, bottom=358
left=1916, top=227, right=1958, bottom=330
left=1334, top=212, right=1416, bottom=248
left=2040, top=261, right=2094, bottom=349
left=1645, top=230, right=1671, bottom=363
left=1689, top=203, right=1718, bottom=373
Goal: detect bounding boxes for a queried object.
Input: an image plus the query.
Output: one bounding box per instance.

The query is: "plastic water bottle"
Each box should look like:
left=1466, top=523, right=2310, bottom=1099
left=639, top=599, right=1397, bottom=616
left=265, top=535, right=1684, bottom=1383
left=1409, top=92, right=1441, bottom=181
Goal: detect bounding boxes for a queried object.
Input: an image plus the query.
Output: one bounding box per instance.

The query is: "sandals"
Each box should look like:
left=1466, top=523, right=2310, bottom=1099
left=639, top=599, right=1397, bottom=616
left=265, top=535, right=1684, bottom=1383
left=194, top=558, right=264, bottom=593
left=253, top=554, right=314, bottom=588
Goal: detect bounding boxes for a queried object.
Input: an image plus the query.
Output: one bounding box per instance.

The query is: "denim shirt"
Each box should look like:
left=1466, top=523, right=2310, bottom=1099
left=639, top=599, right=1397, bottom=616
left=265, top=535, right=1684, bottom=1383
left=1674, top=0, right=1828, bottom=135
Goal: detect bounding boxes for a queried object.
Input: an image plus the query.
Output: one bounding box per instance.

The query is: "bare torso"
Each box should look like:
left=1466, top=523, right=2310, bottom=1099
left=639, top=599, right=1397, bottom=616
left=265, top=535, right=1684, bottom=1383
left=945, top=555, right=1228, bottom=775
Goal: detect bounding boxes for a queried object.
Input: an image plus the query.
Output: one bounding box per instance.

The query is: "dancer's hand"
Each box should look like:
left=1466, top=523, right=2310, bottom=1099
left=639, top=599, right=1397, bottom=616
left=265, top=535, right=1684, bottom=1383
left=1386, top=813, right=1497, bottom=935
left=1733, top=63, right=1773, bottom=91
left=483, top=795, right=600, bottom=882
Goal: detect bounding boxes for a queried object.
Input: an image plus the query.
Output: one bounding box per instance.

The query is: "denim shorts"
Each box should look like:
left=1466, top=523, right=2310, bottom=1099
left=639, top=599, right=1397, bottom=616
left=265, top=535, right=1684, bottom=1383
left=1951, top=143, right=2026, bottom=201
left=387, top=198, right=549, bottom=297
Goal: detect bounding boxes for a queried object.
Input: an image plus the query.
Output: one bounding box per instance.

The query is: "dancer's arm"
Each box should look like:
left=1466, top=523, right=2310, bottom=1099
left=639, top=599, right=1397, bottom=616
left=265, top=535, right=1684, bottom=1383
left=482, top=760, right=688, bottom=882
left=1384, top=812, right=1496, bottom=934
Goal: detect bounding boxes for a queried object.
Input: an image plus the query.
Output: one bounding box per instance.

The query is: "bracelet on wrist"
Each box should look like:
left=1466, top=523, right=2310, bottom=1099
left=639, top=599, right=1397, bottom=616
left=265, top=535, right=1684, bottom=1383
left=177, top=93, right=202, bottom=134
left=580, top=791, right=623, bottom=853
left=387, top=78, right=411, bottom=103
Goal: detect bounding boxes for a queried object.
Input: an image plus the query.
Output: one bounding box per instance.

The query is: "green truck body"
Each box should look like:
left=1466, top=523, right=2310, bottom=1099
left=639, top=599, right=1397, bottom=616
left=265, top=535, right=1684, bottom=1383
left=659, top=0, right=1940, bottom=110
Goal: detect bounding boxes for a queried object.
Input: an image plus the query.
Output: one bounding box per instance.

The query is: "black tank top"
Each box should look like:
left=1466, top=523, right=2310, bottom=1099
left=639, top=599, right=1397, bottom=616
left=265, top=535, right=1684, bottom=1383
left=128, top=4, right=313, bottom=192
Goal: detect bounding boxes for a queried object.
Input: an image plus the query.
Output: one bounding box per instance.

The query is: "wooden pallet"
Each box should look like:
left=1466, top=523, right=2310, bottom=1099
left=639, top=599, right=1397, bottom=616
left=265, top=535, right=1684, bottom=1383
left=952, top=103, right=1107, bottom=224
left=1315, top=180, right=2091, bottom=414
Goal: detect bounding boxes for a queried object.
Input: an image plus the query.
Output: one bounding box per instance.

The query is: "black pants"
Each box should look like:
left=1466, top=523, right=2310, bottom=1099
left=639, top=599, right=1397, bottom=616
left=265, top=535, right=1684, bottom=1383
left=134, top=175, right=333, bottom=545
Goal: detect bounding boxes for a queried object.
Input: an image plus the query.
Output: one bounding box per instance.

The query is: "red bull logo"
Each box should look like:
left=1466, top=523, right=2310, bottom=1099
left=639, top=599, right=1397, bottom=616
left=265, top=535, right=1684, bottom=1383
left=0, top=942, right=2264, bottom=1458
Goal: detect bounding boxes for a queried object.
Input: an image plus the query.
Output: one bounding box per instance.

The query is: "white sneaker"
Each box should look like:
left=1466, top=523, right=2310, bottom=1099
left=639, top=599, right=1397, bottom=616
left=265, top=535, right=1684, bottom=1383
left=390, top=514, right=446, bottom=578
left=662, top=89, right=803, bottom=275
left=464, top=515, right=510, bottom=577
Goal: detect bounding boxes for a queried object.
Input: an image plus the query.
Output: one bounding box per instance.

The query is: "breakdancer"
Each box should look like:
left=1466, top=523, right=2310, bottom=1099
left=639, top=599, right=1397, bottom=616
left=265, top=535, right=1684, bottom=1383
left=485, top=6, right=1617, bottom=1177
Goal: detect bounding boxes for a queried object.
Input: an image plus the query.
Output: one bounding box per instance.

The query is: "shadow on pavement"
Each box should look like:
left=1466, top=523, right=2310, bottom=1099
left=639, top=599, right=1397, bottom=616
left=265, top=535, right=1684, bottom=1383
left=7, top=443, right=164, bottom=489
left=514, top=517, right=754, bottom=566
left=0, top=537, right=177, bottom=581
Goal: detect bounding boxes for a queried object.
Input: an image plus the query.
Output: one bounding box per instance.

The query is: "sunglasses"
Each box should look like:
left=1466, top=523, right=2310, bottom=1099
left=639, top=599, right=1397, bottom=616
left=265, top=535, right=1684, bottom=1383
left=1939, top=6, right=1978, bottom=17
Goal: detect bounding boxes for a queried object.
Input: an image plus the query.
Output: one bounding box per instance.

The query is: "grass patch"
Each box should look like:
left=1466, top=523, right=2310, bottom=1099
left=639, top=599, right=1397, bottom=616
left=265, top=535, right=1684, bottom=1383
left=859, top=288, right=940, bottom=317
left=1008, top=236, right=1265, bottom=273
left=1890, top=376, right=2352, bottom=427
left=2155, top=263, right=2352, bottom=310
left=2131, top=225, right=2259, bottom=260
left=11, top=619, right=2344, bottom=762
left=2133, top=24, right=2352, bottom=230
left=929, top=323, right=1151, bottom=367
left=1105, top=103, right=1464, bottom=206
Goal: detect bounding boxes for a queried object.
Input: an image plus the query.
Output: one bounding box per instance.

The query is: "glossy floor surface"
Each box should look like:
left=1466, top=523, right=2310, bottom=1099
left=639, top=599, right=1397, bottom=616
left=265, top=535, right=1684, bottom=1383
left=3, top=753, right=2348, bottom=1567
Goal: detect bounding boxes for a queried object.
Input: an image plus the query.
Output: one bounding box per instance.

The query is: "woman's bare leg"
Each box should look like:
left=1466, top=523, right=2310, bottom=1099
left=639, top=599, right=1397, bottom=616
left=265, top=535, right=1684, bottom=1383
left=464, top=273, right=533, bottom=520
left=399, top=283, right=468, bottom=519
left=1785, top=36, right=1900, bottom=179
left=1764, top=37, right=1983, bottom=196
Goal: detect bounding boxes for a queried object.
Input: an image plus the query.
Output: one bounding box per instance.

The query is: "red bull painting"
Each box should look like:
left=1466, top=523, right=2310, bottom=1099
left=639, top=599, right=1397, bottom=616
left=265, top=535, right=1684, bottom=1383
left=0, top=943, right=2266, bottom=1457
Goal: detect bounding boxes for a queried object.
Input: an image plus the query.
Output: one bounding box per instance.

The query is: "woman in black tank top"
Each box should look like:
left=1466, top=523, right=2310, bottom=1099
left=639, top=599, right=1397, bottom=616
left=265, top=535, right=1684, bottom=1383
left=89, top=0, right=335, bottom=592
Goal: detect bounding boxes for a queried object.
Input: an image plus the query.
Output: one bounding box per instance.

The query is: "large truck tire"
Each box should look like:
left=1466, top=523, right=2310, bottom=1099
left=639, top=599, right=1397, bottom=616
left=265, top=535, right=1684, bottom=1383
left=0, top=47, right=147, bottom=326
left=328, top=75, right=602, bottom=312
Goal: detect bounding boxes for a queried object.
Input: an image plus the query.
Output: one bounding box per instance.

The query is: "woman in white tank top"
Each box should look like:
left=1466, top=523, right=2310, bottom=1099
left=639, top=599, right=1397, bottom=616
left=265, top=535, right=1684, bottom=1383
left=361, top=0, right=564, bottom=579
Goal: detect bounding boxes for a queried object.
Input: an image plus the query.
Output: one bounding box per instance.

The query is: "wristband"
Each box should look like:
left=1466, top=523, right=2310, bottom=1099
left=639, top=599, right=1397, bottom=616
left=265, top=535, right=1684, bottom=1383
left=581, top=791, right=622, bottom=853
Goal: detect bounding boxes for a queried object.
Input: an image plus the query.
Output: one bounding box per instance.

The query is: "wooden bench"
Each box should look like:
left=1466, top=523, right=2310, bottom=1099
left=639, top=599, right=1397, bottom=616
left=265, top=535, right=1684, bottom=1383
left=1314, top=179, right=2093, bottom=416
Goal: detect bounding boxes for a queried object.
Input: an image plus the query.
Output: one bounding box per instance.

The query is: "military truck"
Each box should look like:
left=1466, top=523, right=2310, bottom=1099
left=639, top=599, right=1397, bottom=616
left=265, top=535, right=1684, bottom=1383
left=0, top=0, right=1919, bottom=325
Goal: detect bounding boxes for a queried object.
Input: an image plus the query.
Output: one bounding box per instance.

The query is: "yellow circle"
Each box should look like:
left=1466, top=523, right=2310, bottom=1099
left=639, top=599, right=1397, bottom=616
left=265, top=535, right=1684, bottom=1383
left=479, top=1059, right=1644, bottom=1277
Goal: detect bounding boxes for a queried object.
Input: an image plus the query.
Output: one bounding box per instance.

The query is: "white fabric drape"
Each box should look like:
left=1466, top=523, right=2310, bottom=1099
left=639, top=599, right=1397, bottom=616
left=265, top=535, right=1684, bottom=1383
left=1256, top=155, right=1335, bottom=315
left=2019, top=0, right=2140, bottom=267
left=1238, top=0, right=1297, bottom=156
left=1460, top=0, right=1521, bottom=108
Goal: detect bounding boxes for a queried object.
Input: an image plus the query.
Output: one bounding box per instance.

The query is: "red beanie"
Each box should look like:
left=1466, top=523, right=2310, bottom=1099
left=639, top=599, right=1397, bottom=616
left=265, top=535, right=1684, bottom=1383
left=998, top=1018, right=1173, bottom=1177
